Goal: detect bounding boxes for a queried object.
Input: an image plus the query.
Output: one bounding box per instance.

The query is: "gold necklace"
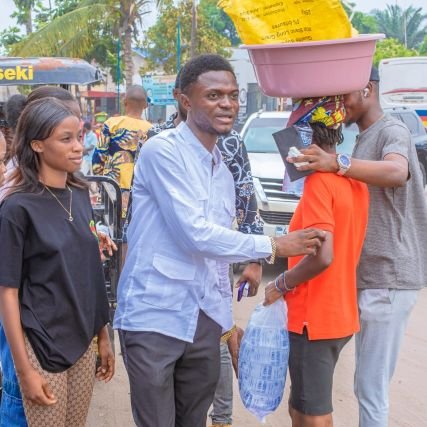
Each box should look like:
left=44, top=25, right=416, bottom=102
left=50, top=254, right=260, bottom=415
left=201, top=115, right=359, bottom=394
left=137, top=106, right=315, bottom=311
left=44, top=185, right=73, bottom=222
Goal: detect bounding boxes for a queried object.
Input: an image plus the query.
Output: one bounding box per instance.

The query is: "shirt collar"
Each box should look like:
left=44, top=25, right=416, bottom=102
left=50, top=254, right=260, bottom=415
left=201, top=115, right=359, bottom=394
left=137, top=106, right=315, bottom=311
left=178, top=123, right=222, bottom=166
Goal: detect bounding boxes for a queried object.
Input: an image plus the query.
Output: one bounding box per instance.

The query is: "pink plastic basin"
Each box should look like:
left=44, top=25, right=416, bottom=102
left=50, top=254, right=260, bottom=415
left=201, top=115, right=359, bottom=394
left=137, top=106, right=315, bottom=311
left=241, top=34, right=385, bottom=98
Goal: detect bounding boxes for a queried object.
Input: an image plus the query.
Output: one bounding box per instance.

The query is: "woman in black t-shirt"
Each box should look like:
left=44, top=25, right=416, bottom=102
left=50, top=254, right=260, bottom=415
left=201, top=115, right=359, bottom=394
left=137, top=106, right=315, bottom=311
left=0, top=98, right=114, bottom=427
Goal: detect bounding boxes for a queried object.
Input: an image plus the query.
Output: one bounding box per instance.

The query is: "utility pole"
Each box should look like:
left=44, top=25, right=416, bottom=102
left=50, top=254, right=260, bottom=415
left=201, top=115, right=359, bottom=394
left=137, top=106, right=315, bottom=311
left=177, top=18, right=181, bottom=72
left=190, top=0, right=197, bottom=58
left=403, top=11, right=407, bottom=48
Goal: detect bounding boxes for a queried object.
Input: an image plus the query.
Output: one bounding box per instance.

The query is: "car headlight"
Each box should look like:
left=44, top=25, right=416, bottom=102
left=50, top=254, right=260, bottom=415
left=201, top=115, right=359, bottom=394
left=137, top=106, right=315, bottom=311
left=253, top=177, right=268, bottom=204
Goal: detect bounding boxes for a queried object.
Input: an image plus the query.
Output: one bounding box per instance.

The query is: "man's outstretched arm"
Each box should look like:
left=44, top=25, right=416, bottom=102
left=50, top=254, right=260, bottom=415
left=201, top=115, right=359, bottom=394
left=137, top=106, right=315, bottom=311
left=289, top=144, right=408, bottom=188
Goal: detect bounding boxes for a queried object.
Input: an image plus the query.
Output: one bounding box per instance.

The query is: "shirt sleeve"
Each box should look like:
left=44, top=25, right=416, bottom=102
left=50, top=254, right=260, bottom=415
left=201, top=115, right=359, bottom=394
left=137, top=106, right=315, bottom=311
left=92, top=122, right=111, bottom=175
left=137, top=137, right=272, bottom=262
left=381, top=122, right=410, bottom=160
left=0, top=206, right=25, bottom=288
left=220, top=133, right=264, bottom=235
left=299, top=174, right=335, bottom=233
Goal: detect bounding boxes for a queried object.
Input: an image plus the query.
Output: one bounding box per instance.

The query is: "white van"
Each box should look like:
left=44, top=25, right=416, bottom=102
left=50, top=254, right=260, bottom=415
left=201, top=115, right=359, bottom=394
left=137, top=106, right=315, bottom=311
left=379, top=57, right=427, bottom=128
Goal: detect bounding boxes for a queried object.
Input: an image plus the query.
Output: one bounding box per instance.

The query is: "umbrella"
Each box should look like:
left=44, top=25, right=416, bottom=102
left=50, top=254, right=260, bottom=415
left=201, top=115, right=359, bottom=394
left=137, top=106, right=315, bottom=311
left=0, top=57, right=103, bottom=86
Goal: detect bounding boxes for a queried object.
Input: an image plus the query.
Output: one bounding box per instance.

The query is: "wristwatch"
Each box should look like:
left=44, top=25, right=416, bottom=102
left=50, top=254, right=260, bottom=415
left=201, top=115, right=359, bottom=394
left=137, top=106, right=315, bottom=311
left=336, top=154, right=351, bottom=176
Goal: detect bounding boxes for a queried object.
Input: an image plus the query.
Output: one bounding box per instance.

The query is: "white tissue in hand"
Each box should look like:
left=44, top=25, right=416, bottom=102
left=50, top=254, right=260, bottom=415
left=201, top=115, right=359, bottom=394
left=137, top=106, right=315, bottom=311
left=288, top=146, right=309, bottom=167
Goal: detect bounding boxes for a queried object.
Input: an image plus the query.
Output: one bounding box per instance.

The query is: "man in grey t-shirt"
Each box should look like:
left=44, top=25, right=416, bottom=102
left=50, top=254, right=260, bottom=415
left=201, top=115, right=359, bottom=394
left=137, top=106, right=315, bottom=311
left=287, top=68, right=427, bottom=427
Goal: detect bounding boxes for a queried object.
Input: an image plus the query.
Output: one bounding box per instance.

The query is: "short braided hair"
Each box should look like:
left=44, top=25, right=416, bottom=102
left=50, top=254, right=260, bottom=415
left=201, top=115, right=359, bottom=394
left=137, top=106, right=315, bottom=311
left=311, top=122, right=344, bottom=148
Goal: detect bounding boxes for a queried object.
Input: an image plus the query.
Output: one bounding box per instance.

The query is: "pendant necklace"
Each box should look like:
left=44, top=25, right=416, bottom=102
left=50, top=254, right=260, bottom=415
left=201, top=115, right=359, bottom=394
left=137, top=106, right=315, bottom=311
left=44, top=184, right=73, bottom=222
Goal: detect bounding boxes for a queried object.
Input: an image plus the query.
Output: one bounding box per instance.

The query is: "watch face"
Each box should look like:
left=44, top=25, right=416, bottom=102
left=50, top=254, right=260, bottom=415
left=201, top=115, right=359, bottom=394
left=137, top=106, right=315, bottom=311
left=340, top=155, right=351, bottom=168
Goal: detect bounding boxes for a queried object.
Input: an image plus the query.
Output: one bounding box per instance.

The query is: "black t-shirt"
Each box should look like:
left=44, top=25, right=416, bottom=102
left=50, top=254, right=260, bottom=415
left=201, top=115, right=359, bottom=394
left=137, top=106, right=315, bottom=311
left=0, top=184, right=110, bottom=372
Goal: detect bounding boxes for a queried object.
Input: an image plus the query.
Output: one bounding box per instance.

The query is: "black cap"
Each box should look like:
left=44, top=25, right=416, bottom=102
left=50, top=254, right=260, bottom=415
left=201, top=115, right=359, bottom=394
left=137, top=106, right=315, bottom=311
left=370, top=66, right=380, bottom=82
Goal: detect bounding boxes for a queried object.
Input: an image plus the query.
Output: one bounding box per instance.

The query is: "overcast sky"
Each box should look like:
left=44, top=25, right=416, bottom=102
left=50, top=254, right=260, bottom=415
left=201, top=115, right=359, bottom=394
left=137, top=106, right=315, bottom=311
left=1, top=0, right=426, bottom=32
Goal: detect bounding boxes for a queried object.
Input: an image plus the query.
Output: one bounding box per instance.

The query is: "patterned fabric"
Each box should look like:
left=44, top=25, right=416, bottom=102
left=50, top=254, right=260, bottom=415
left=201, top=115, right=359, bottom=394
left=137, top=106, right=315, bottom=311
left=19, top=336, right=96, bottom=427
left=146, top=113, right=176, bottom=140
left=92, top=115, right=151, bottom=217
left=217, top=130, right=263, bottom=235
left=127, top=113, right=263, bottom=236
left=288, top=96, right=346, bottom=129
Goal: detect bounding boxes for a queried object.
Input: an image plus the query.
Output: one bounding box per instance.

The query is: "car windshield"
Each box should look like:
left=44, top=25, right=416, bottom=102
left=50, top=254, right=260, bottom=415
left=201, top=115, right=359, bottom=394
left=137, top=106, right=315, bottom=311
left=243, top=117, right=287, bottom=153
left=243, top=116, right=359, bottom=154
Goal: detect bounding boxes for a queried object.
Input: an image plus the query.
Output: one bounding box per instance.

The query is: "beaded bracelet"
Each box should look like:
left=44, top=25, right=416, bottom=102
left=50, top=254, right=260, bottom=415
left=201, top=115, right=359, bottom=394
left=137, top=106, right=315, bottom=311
left=274, top=277, right=284, bottom=294
left=282, top=272, right=294, bottom=292
left=274, top=272, right=294, bottom=294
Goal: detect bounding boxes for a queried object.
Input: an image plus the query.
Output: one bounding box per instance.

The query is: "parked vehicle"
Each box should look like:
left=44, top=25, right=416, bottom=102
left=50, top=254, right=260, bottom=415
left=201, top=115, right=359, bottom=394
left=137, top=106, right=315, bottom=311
left=241, top=108, right=427, bottom=242
left=379, top=57, right=427, bottom=128
left=384, top=106, right=427, bottom=185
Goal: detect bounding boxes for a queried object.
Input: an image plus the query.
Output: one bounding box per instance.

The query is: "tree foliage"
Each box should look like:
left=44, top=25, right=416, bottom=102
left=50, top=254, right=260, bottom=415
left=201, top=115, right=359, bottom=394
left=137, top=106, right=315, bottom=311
left=0, top=27, right=24, bottom=53
left=10, top=2, right=114, bottom=59
left=4, top=0, right=158, bottom=87
left=342, top=2, right=378, bottom=34
left=373, top=5, right=427, bottom=48
left=141, top=0, right=232, bottom=74
left=419, top=35, right=427, bottom=55
left=199, top=0, right=240, bottom=46
left=351, top=12, right=379, bottom=34
left=373, top=38, right=418, bottom=66
left=12, top=0, right=37, bottom=34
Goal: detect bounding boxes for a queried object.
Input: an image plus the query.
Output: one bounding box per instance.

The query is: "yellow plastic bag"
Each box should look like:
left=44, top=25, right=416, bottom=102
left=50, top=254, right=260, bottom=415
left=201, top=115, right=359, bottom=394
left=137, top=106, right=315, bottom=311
left=218, top=0, right=352, bottom=44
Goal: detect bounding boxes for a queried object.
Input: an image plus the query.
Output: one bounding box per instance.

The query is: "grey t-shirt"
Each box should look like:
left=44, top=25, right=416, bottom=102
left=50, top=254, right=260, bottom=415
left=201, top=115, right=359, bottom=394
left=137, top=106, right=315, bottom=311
left=352, top=115, right=427, bottom=290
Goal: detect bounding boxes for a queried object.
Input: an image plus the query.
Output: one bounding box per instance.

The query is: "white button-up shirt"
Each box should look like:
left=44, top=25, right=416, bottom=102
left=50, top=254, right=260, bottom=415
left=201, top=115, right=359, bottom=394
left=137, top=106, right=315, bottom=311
left=113, top=123, right=271, bottom=341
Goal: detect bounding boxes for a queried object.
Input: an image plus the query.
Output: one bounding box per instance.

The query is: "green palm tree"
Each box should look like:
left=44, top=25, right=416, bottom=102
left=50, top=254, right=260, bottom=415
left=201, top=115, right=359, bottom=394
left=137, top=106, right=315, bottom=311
left=13, top=0, right=36, bottom=34
left=10, top=0, right=158, bottom=88
left=373, top=4, right=427, bottom=49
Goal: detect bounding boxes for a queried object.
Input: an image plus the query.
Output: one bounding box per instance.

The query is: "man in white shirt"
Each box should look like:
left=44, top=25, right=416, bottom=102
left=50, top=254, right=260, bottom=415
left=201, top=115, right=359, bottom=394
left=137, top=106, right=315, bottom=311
left=114, top=54, right=325, bottom=427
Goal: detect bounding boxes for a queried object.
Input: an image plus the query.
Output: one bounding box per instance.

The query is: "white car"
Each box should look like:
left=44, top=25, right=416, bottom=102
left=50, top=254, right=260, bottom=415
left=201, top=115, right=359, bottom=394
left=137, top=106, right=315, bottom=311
left=241, top=110, right=356, bottom=238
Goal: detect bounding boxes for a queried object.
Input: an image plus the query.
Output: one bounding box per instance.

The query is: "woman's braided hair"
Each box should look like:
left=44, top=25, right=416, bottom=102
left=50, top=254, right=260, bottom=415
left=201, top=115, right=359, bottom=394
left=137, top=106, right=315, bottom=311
left=311, top=122, right=343, bottom=148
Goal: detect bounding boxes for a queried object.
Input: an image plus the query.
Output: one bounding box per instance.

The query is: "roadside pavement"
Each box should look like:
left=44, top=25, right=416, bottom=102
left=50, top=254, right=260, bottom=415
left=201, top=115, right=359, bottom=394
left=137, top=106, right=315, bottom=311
left=87, top=264, right=427, bottom=426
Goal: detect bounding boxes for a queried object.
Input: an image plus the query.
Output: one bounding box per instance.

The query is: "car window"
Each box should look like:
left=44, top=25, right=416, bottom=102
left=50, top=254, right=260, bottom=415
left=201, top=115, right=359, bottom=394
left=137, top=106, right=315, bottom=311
left=400, top=113, right=420, bottom=136
left=339, top=124, right=358, bottom=154
left=243, top=117, right=287, bottom=153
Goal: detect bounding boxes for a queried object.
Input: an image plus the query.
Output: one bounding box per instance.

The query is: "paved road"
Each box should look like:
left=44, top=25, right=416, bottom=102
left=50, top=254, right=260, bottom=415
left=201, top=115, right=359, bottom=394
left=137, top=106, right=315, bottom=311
left=87, top=264, right=427, bottom=426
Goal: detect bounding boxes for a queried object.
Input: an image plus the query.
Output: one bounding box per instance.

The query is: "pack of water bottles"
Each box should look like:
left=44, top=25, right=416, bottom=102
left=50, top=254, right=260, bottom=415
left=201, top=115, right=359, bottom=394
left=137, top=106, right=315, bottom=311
left=238, top=299, right=289, bottom=423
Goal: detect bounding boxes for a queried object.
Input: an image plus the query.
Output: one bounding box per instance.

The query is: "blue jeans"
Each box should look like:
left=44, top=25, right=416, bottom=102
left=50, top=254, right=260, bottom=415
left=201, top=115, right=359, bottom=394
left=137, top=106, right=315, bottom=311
left=0, top=324, right=27, bottom=427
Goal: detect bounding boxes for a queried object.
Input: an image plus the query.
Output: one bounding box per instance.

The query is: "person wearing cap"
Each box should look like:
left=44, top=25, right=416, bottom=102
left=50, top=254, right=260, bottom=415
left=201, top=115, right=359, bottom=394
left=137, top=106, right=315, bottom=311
left=263, top=95, right=369, bottom=427
left=288, top=68, right=427, bottom=427
left=92, top=85, right=151, bottom=218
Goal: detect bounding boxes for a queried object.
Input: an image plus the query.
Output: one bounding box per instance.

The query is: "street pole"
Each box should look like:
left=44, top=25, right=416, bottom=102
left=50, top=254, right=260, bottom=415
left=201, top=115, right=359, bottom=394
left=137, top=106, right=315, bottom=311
left=177, top=17, right=181, bottom=72
left=403, top=12, right=407, bottom=48
left=117, top=38, right=121, bottom=114
left=190, top=0, right=197, bottom=58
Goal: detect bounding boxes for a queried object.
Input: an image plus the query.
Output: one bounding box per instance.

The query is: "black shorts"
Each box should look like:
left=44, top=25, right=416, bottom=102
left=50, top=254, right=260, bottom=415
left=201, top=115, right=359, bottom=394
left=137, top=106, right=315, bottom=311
left=288, top=328, right=352, bottom=416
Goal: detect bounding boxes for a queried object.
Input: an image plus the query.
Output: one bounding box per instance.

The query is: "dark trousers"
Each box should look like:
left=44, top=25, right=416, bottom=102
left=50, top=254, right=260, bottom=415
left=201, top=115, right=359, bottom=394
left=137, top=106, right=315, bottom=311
left=119, top=311, right=222, bottom=427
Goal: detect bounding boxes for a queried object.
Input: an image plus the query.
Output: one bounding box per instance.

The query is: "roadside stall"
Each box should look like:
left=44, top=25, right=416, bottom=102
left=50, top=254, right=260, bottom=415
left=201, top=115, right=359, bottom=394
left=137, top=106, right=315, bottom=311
left=0, top=57, right=102, bottom=87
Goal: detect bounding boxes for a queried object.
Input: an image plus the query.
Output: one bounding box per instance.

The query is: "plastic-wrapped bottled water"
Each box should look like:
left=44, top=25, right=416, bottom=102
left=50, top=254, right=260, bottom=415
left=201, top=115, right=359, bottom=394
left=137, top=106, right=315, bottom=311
left=238, top=299, right=289, bottom=423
